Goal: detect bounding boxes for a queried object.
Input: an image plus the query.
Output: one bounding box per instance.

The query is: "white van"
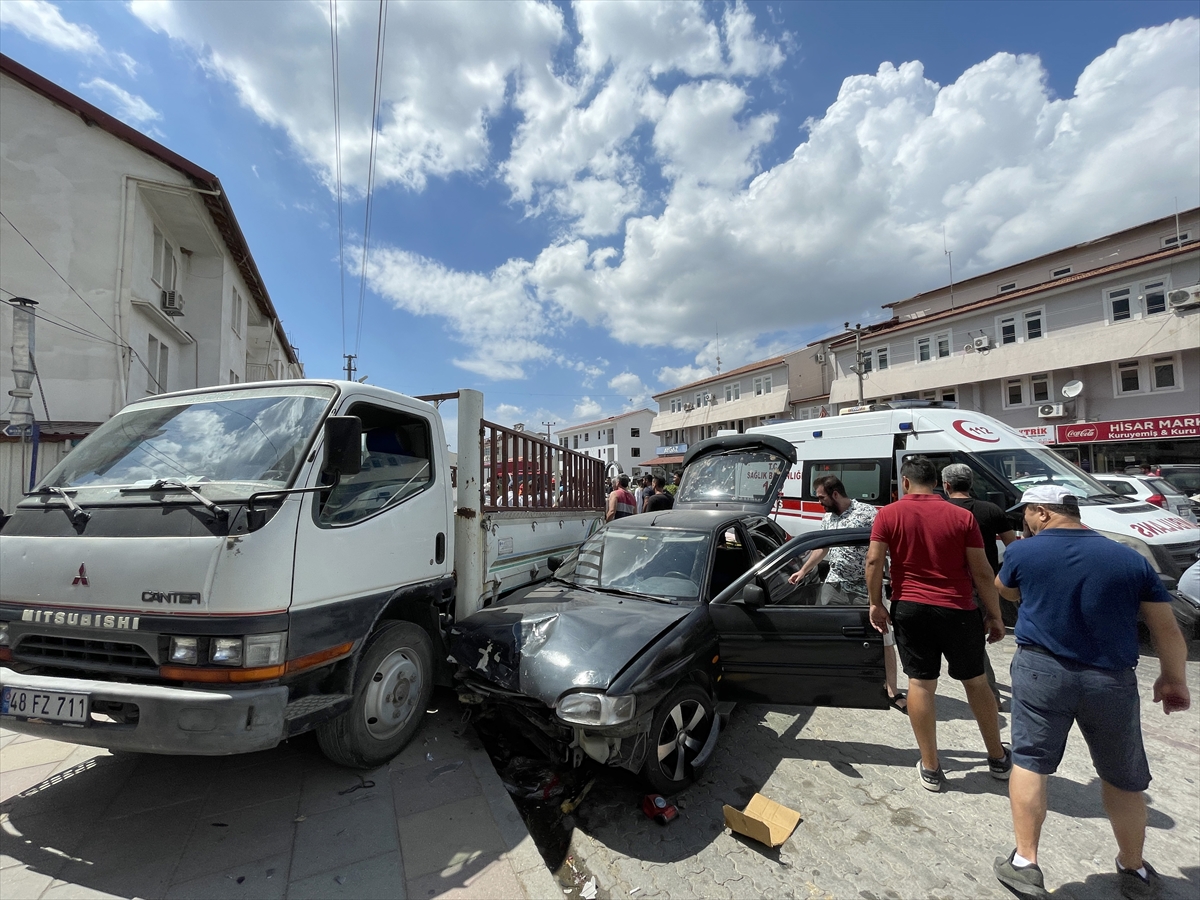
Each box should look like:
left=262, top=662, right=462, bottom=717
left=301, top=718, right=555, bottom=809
left=751, top=404, right=1200, bottom=583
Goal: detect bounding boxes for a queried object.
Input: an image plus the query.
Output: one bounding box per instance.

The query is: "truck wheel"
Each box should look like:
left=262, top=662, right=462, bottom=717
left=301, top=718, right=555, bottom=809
left=317, top=621, right=434, bottom=769
left=641, top=683, right=716, bottom=795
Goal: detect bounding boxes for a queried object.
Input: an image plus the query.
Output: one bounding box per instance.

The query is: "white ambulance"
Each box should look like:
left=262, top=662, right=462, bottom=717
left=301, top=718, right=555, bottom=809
left=751, top=404, right=1200, bottom=583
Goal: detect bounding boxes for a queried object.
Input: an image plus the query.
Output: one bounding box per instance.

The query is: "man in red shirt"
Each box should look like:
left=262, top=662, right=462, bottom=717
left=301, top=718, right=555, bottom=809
left=866, top=456, right=1009, bottom=792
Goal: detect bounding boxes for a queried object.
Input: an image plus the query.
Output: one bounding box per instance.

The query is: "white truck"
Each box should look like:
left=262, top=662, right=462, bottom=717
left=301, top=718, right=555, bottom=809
left=753, top=403, right=1200, bottom=583
left=0, top=382, right=605, bottom=767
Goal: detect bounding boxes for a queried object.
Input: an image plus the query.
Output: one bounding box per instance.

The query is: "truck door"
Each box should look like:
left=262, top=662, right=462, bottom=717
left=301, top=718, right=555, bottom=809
left=290, top=398, right=451, bottom=655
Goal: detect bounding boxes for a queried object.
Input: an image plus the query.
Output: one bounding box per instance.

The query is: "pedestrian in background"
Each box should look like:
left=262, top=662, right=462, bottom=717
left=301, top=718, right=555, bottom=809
left=606, top=474, right=636, bottom=521
left=666, top=471, right=681, bottom=495
left=866, top=456, right=1010, bottom=792
left=635, top=473, right=653, bottom=513
left=644, top=475, right=674, bottom=512
left=942, top=463, right=1020, bottom=706
left=992, top=485, right=1189, bottom=900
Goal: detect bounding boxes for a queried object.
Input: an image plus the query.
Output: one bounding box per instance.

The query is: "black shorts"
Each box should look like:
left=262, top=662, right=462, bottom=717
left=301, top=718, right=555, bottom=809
left=891, top=600, right=987, bottom=681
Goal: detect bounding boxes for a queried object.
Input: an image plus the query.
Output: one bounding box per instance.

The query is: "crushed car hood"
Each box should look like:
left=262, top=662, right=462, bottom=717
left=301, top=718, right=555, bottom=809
left=449, top=583, right=691, bottom=707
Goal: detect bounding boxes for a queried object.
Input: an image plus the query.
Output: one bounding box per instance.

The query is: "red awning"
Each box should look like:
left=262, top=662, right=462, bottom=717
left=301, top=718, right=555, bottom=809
left=642, top=455, right=685, bottom=467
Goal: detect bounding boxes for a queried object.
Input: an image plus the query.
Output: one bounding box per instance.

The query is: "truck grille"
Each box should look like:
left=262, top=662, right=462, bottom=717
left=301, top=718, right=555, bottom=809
left=15, top=635, right=158, bottom=673
left=1166, top=540, right=1200, bottom=572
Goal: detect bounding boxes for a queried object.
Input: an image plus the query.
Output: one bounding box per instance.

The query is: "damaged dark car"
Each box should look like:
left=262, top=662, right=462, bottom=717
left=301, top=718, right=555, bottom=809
left=449, top=434, right=888, bottom=794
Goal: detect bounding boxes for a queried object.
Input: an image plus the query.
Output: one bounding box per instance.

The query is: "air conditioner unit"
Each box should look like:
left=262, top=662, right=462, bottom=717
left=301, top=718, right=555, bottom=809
left=160, top=289, right=185, bottom=316
left=683, top=403, right=694, bottom=411
left=815, top=352, right=826, bottom=363
left=972, top=335, right=992, bottom=351
left=1038, top=403, right=1065, bottom=419
left=1168, top=285, right=1200, bottom=310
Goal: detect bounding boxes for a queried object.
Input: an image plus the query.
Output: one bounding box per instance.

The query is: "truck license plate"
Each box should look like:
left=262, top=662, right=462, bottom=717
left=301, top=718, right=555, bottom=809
left=1, top=687, right=89, bottom=724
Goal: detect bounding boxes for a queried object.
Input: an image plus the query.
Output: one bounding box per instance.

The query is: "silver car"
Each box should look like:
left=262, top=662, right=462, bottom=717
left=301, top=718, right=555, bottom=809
left=1096, top=474, right=1198, bottom=524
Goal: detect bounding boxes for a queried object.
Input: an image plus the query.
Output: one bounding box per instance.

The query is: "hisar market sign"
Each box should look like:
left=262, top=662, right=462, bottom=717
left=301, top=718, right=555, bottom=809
left=1054, top=417, right=1200, bottom=444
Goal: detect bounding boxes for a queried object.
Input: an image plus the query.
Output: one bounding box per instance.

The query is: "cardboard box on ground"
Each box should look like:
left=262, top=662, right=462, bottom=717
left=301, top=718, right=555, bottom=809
left=722, top=793, right=802, bottom=847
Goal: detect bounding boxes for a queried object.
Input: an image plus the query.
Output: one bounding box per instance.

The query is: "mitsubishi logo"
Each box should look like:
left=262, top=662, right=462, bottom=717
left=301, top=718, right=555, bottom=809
left=71, top=564, right=89, bottom=586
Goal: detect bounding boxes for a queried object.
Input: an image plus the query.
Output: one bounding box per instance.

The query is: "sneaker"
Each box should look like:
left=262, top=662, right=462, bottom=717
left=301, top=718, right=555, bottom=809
left=1117, top=859, right=1159, bottom=900
left=989, top=743, right=1013, bottom=780
left=916, top=760, right=945, bottom=792
left=993, top=850, right=1050, bottom=899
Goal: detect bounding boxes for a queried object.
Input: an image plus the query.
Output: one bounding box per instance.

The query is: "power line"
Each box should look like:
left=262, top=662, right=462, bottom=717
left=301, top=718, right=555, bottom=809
left=329, top=0, right=347, bottom=358
left=354, top=0, right=389, bottom=358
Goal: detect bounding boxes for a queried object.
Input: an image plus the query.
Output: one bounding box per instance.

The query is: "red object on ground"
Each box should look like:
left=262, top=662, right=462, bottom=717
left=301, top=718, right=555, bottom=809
left=642, top=794, right=678, bottom=824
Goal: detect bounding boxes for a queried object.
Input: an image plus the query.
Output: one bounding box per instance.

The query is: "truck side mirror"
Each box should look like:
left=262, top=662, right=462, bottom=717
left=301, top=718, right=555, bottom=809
left=322, top=416, right=362, bottom=481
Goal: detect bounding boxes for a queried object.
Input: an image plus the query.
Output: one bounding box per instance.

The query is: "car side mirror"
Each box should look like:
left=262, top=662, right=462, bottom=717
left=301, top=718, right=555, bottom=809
left=547, top=555, right=563, bottom=573
left=742, top=582, right=767, bottom=609
left=322, top=416, right=362, bottom=482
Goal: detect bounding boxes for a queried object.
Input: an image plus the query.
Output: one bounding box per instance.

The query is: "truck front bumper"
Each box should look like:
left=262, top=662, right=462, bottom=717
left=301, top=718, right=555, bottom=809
left=0, top=668, right=289, bottom=755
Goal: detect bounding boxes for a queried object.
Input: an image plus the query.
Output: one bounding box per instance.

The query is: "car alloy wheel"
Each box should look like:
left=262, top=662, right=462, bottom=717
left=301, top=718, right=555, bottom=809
left=643, top=683, right=715, bottom=793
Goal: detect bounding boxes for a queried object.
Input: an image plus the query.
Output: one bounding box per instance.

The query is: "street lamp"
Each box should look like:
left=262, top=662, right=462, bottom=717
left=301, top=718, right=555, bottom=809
left=845, top=321, right=865, bottom=405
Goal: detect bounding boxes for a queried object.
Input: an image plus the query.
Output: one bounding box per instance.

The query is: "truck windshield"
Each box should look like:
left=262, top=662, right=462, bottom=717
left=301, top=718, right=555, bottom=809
left=40, top=386, right=335, bottom=498
left=554, top=527, right=710, bottom=602
left=975, top=447, right=1121, bottom=503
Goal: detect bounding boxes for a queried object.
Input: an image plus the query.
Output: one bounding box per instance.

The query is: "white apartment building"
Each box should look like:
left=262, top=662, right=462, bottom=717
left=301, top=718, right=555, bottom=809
left=556, top=409, right=656, bottom=477
left=0, top=55, right=303, bottom=510
left=647, top=351, right=831, bottom=470
left=826, top=210, right=1200, bottom=473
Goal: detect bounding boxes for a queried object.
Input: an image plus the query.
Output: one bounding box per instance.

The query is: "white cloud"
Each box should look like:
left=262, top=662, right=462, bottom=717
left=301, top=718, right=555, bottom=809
left=608, top=371, right=650, bottom=406
left=656, top=364, right=711, bottom=388
left=81, top=78, right=161, bottom=125
left=130, top=0, right=565, bottom=193
left=0, top=0, right=102, bottom=54
left=572, top=396, right=602, bottom=420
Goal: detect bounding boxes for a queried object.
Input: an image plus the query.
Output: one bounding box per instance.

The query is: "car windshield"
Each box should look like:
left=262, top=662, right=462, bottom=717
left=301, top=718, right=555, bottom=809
left=975, top=447, right=1121, bottom=503
left=1160, top=468, right=1200, bottom=495
left=554, top=526, right=711, bottom=602
left=39, top=385, right=335, bottom=499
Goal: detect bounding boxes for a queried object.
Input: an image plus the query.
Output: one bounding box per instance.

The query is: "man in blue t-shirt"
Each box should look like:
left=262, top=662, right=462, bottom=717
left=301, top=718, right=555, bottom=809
left=991, top=485, right=1190, bottom=900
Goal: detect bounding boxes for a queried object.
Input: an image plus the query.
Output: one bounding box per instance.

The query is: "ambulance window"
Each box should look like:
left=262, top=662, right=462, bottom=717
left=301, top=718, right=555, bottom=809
left=803, top=460, right=885, bottom=502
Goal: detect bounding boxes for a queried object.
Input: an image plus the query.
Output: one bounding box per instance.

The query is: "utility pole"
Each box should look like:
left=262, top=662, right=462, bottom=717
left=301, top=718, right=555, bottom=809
left=541, top=421, right=556, bottom=442
left=343, top=354, right=356, bottom=381
left=844, top=321, right=865, bottom=405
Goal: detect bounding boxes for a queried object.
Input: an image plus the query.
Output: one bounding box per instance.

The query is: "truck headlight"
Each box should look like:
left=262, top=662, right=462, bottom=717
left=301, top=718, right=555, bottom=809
left=1095, top=531, right=1161, bottom=573
left=169, top=636, right=198, bottom=664
left=556, top=692, right=635, bottom=726
left=210, top=637, right=243, bottom=665
left=244, top=633, right=285, bottom=667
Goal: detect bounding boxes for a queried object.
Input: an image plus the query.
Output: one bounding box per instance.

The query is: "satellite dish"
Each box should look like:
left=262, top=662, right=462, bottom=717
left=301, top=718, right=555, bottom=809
left=1061, top=380, right=1084, bottom=399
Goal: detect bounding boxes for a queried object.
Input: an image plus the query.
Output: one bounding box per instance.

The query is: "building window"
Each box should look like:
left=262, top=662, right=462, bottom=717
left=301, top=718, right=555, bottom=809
left=998, top=281, right=1017, bottom=294
left=630, top=447, right=640, bottom=458
left=1002, top=374, right=1050, bottom=409
left=1006, top=379, right=1024, bottom=407
left=936, top=331, right=951, bottom=358
left=861, top=352, right=872, bottom=373
left=1030, top=373, right=1049, bottom=403
left=1107, top=286, right=1132, bottom=322
left=1161, top=231, right=1193, bottom=248
left=1023, top=309, right=1043, bottom=340
left=1050, top=265, right=1072, bottom=278
left=876, top=347, right=888, bottom=370
left=231, top=287, right=243, bottom=336
left=1143, top=280, right=1167, bottom=316
left=573, top=435, right=579, bottom=448
left=1115, top=360, right=1141, bottom=395
left=753, top=375, right=772, bottom=395
left=670, top=398, right=683, bottom=413
left=1153, top=356, right=1176, bottom=390
left=152, top=226, right=176, bottom=290
left=724, top=382, right=741, bottom=402
left=917, top=337, right=931, bottom=362
left=630, top=427, right=640, bottom=438
left=230, top=370, right=240, bottom=384
left=999, top=316, right=1017, bottom=345
left=146, top=335, right=169, bottom=394
left=941, top=387, right=956, bottom=403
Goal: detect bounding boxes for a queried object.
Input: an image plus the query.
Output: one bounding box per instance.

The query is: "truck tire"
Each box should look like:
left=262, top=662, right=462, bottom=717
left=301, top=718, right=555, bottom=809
left=640, top=682, right=716, bottom=795
left=317, top=621, right=434, bottom=769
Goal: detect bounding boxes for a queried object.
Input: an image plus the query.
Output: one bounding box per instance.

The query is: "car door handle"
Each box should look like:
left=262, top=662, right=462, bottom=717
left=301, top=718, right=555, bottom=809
left=841, top=626, right=867, bottom=637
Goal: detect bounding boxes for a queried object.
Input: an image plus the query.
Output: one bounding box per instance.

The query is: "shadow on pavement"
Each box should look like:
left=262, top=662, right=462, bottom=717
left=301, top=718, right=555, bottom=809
left=1053, top=864, right=1200, bottom=900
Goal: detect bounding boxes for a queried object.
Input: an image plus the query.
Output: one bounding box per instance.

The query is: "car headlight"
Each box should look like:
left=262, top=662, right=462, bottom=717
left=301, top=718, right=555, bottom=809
left=169, top=636, right=198, bottom=664
left=1095, top=531, right=1161, bottom=573
left=556, top=692, right=635, bottom=726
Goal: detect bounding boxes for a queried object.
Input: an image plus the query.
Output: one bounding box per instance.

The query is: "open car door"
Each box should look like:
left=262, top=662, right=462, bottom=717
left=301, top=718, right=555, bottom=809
left=707, top=528, right=887, bottom=709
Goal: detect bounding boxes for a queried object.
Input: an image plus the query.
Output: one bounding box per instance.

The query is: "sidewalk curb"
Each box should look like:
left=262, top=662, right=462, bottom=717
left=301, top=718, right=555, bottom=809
left=470, top=749, right=562, bottom=900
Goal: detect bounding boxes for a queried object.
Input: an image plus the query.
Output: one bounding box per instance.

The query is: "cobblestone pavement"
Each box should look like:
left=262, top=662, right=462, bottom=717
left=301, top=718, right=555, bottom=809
left=0, top=690, right=558, bottom=899
left=560, top=639, right=1200, bottom=900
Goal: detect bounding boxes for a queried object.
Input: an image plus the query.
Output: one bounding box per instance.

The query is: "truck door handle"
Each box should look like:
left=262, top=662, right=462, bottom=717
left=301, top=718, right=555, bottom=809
left=435, top=532, right=446, bottom=565
left=841, top=626, right=867, bottom=637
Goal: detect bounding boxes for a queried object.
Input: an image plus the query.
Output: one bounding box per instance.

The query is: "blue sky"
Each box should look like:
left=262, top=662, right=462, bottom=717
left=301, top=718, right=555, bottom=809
left=2, top=0, right=1197, bottom=434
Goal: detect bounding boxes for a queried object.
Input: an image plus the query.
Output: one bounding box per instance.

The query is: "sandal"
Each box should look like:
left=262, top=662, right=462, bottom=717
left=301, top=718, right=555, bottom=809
left=889, top=691, right=908, bottom=715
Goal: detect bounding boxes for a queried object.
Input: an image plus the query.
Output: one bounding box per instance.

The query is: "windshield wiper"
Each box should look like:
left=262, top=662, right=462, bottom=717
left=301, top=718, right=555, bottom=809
left=120, top=479, right=229, bottom=520
left=598, top=586, right=678, bottom=604
left=34, top=486, right=91, bottom=526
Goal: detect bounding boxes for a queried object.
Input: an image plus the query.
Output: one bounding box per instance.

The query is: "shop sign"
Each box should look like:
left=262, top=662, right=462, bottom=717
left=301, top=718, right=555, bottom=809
left=656, top=443, right=687, bottom=455
left=1017, top=425, right=1055, bottom=444
left=1054, top=417, right=1200, bottom=444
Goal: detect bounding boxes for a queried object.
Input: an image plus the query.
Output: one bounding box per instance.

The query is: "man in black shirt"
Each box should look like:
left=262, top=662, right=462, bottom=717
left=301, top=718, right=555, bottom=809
left=943, top=464, right=1019, bottom=705
left=644, top=475, right=674, bottom=512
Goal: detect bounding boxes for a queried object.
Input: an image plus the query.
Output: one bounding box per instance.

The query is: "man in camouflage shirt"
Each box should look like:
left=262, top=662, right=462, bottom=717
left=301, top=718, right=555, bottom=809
left=789, top=474, right=877, bottom=603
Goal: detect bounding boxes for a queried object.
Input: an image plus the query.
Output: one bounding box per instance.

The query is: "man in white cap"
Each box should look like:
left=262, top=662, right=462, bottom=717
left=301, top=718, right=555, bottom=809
left=992, top=485, right=1190, bottom=900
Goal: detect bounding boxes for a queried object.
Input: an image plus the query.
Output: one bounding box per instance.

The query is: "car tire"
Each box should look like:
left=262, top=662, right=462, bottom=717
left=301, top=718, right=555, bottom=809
left=641, top=682, right=716, bottom=795
left=317, top=621, right=434, bottom=769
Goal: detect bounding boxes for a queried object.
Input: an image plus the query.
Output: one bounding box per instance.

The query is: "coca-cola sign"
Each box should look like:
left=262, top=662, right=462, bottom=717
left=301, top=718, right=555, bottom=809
left=1054, top=417, right=1199, bottom=443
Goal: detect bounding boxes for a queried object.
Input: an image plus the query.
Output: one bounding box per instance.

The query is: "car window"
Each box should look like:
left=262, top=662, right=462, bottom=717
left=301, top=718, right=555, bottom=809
left=1159, top=468, right=1200, bottom=494
left=746, top=517, right=787, bottom=558
left=1099, top=479, right=1137, bottom=496
left=1146, top=478, right=1179, bottom=496
left=804, top=459, right=885, bottom=501
left=319, top=403, right=433, bottom=526
left=730, top=536, right=876, bottom=607
left=710, top=526, right=753, bottom=597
